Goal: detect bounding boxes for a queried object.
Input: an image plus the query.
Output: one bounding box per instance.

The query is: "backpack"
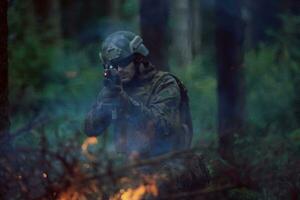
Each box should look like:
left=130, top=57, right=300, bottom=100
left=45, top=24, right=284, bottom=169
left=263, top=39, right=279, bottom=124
left=169, top=73, right=193, bottom=149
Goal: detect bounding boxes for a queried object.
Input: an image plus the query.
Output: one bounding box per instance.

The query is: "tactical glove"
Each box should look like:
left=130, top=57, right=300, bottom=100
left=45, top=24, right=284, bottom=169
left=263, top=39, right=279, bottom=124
left=101, top=68, right=122, bottom=102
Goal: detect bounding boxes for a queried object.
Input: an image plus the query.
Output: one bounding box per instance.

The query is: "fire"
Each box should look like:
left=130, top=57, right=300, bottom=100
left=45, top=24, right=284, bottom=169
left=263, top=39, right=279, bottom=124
left=58, top=183, right=100, bottom=200
left=81, top=137, right=98, bottom=160
left=57, top=166, right=101, bottom=200
left=58, top=186, right=83, bottom=200
left=81, top=137, right=98, bottom=152
left=110, top=175, right=159, bottom=200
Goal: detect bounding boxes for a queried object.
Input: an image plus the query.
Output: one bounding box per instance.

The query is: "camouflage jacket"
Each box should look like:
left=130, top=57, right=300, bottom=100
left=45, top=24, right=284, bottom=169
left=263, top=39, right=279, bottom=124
left=84, top=64, right=191, bottom=158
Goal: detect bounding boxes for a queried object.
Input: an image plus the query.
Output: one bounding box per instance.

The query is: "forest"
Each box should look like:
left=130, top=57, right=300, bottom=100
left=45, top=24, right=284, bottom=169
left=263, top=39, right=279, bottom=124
left=1, top=0, right=300, bottom=199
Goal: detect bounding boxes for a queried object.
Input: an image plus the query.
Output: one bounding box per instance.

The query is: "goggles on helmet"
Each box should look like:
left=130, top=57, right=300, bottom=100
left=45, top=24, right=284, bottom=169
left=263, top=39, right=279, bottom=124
left=103, top=54, right=135, bottom=69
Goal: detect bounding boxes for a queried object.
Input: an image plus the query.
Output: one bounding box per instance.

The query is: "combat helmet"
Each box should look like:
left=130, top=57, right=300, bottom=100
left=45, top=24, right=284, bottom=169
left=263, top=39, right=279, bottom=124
left=100, top=31, right=149, bottom=67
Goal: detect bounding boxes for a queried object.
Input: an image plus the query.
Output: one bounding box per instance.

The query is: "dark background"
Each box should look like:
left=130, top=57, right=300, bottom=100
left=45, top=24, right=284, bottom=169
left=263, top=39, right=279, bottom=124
left=1, top=0, right=300, bottom=199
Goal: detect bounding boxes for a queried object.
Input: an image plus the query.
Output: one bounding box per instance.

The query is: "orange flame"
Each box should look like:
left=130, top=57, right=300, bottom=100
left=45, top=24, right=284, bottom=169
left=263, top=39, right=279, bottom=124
left=57, top=137, right=102, bottom=199
left=58, top=186, right=82, bottom=200
left=110, top=175, right=159, bottom=200
left=57, top=166, right=100, bottom=200
left=81, top=137, right=98, bottom=160
left=81, top=137, right=98, bottom=152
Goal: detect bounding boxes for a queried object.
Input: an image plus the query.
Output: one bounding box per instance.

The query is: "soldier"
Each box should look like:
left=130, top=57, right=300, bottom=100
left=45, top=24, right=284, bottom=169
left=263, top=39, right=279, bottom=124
left=84, top=31, right=193, bottom=160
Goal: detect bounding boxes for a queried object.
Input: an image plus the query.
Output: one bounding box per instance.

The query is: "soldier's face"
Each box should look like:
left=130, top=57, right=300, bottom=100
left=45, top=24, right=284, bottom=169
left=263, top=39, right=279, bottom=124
left=117, top=62, right=136, bottom=83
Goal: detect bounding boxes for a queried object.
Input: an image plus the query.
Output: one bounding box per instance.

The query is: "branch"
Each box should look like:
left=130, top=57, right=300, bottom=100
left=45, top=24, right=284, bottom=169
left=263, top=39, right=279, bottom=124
left=159, top=184, right=237, bottom=199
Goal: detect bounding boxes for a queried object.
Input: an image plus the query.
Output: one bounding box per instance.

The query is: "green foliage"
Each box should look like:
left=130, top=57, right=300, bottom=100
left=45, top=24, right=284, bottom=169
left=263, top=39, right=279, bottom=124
left=228, top=188, right=259, bottom=200
left=289, top=129, right=300, bottom=145
left=268, top=14, right=300, bottom=62
left=184, top=14, right=300, bottom=200
left=171, top=56, right=218, bottom=146
left=245, top=14, right=300, bottom=132
left=245, top=45, right=297, bottom=131
left=122, top=0, right=139, bottom=20
left=8, top=2, right=101, bottom=137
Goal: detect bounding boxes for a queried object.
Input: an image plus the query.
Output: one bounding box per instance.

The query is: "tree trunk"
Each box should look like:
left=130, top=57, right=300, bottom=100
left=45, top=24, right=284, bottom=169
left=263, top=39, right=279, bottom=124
left=33, top=0, right=62, bottom=44
left=60, top=0, right=80, bottom=39
left=110, top=0, right=123, bottom=21
left=281, top=0, right=300, bottom=14
left=0, top=0, right=9, bottom=140
left=171, top=0, right=193, bottom=67
left=215, top=0, right=245, bottom=162
left=60, top=0, right=112, bottom=44
left=190, top=0, right=202, bottom=58
left=139, top=0, right=170, bottom=71
left=244, top=0, right=281, bottom=48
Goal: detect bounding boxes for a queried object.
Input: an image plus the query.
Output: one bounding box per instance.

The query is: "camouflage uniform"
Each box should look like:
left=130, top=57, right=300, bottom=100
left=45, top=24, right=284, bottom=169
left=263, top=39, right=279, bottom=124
left=84, top=63, right=190, bottom=158
left=84, top=31, right=192, bottom=159
left=84, top=31, right=210, bottom=192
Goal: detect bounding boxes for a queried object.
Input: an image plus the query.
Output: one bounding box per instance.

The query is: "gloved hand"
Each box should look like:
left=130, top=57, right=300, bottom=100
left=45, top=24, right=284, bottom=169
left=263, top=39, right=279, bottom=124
left=101, top=68, right=122, bottom=103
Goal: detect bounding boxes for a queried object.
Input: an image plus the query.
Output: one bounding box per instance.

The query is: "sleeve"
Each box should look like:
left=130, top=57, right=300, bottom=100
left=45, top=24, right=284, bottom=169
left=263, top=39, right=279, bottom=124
left=120, top=74, right=181, bottom=135
left=84, top=89, right=112, bottom=137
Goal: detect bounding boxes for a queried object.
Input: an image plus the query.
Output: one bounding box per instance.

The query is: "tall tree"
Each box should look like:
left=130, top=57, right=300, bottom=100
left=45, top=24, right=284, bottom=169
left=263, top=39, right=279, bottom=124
left=110, top=0, right=123, bottom=21
left=0, top=0, right=9, bottom=139
left=283, top=0, right=300, bottom=14
left=60, top=0, right=81, bottom=39
left=60, top=0, right=112, bottom=44
left=139, top=0, right=169, bottom=71
left=171, top=0, right=192, bottom=67
left=171, top=0, right=202, bottom=67
left=215, top=0, right=245, bottom=161
left=190, top=0, right=202, bottom=58
left=33, top=0, right=62, bottom=44
left=244, top=0, right=281, bottom=48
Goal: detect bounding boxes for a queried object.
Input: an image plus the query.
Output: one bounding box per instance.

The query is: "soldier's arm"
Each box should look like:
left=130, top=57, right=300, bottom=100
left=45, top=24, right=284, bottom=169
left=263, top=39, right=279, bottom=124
left=121, top=75, right=180, bottom=135
left=84, top=90, right=112, bottom=136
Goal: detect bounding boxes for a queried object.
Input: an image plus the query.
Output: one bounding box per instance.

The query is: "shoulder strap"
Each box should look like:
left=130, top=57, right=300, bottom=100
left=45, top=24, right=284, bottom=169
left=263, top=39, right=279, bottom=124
left=150, top=72, right=193, bottom=147
left=167, top=73, right=193, bottom=147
